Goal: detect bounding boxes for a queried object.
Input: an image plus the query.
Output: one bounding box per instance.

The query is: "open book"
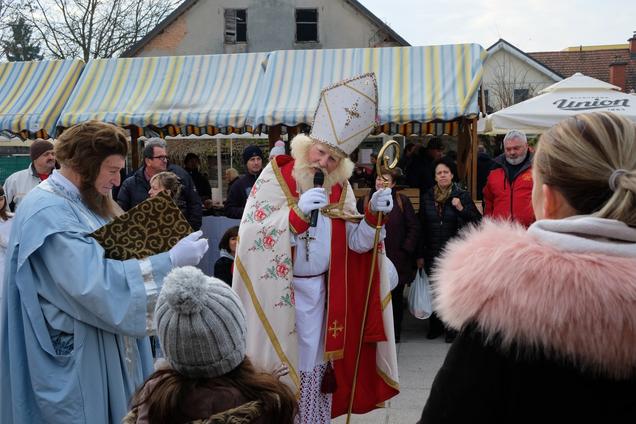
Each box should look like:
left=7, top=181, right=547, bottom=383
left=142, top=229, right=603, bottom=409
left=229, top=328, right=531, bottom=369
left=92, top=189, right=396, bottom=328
left=91, top=191, right=192, bottom=260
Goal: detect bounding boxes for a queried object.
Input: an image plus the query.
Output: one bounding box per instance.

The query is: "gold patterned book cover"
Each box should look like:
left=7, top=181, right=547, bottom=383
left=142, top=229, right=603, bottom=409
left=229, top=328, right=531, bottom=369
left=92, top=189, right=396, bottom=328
left=91, top=191, right=192, bottom=260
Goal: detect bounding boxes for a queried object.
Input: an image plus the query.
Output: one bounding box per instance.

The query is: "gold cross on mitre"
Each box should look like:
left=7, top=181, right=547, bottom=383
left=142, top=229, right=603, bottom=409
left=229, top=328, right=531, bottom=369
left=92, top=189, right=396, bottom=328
left=344, top=100, right=360, bottom=126
left=328, top=320, right=344, bottom=338
left=309, top=73, right=378, bottom=157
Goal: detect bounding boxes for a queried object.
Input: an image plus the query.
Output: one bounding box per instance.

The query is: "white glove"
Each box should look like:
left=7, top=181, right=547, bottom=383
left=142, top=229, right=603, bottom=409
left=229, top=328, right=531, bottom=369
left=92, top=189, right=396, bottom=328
left=370, top=188, right=393, bottom=213
left=297, top=188, right=328, bottom=216
left=169, top=230, right=209, bottom=267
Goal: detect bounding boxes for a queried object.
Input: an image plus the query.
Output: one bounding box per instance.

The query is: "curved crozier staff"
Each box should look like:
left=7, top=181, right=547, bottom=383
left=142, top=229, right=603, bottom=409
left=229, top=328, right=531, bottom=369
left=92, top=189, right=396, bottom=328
left=346, top=139, right=400, bottom=423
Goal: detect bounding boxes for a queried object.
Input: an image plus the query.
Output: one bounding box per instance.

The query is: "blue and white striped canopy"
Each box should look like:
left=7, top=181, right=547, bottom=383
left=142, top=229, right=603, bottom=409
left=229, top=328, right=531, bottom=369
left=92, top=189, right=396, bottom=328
left=57, top=53, right=268, bottom=134
left=0, top=60, right=84, bottom=138
left=249, top=44, right=487, bottom=128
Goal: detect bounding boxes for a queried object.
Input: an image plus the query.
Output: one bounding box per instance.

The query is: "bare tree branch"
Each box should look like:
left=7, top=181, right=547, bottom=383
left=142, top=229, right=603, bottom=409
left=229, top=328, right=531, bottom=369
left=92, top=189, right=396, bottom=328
left=485, top=54, right=547, bottom=111
left=12, top=0, right=178, bottom=61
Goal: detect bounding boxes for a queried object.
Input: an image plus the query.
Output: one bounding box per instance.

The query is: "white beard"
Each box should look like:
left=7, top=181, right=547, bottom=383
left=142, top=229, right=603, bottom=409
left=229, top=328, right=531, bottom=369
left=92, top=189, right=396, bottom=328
left=293, top=159, right=342, bottom=195
left=290, top=134, right=355, bottom=194
left=506, top=152, right=527, bottom=165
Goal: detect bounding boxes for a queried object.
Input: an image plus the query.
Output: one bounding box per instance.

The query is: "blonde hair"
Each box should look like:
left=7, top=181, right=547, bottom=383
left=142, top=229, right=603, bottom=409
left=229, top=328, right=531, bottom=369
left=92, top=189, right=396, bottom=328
left=150, top=171, right=182, bottom=200
left=225, top=167, right=239, bottom=181
left=535, top=112, right=636, bottom=226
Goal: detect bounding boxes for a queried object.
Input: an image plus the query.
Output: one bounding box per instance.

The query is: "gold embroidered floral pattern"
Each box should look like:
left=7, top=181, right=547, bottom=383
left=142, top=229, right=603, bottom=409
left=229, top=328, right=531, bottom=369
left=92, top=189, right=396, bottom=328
left=90, top=191, right=192, bottom=260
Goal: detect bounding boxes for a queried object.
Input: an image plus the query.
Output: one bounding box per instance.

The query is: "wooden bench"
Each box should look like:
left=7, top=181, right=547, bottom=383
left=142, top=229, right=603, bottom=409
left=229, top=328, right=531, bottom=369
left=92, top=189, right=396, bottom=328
left=353, top=187, right=421, bottom=213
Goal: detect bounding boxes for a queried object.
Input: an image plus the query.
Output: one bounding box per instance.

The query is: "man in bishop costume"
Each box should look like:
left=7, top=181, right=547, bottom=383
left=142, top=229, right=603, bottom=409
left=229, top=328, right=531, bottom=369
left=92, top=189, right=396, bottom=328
left=233, top=73, right=399, bottom=423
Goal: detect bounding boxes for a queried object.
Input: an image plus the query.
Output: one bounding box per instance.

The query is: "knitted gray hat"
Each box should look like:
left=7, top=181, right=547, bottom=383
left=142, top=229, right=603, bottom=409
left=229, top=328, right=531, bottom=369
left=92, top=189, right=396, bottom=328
left=155, top=266, right=247, bottom=378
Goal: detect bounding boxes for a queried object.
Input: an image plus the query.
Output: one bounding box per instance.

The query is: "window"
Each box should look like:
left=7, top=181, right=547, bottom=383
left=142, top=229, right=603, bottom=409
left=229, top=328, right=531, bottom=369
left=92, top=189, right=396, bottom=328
left=224, top=9, right=247, bottom=43
left=296, top=9, right=318, bottom=42
left=513, top=88, right=529, bottom=104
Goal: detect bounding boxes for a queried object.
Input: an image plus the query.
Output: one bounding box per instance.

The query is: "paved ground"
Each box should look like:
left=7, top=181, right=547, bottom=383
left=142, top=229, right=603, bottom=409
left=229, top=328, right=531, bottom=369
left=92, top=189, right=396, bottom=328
left=332, top=312, right=451, bottom=424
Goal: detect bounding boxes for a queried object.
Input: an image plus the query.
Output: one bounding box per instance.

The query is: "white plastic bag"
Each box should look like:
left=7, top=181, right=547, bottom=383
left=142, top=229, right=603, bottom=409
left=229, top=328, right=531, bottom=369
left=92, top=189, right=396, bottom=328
left=408, top=269, right=433, bottom=319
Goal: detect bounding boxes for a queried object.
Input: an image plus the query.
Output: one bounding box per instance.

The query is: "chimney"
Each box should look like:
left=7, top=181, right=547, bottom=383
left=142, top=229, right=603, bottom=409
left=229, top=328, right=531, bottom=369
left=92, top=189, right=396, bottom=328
left=629, top=31, right=636, bottom=57
left=609, top=56, right=627, bottom=91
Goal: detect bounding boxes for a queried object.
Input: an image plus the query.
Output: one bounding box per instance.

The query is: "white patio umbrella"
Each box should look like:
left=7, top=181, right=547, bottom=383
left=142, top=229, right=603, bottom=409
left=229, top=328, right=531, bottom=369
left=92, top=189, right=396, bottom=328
left=481, top=73, right=636, bottom=134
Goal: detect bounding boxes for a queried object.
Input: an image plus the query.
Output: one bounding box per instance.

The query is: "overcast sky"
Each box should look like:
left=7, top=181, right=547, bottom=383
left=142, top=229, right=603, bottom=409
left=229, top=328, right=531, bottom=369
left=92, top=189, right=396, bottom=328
left=360, top=0, right=635, bottom=52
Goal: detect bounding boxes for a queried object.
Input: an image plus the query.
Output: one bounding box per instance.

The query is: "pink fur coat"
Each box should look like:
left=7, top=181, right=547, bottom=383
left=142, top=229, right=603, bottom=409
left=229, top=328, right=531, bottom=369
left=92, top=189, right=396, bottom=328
left=432, top=217, right=636, bottom=379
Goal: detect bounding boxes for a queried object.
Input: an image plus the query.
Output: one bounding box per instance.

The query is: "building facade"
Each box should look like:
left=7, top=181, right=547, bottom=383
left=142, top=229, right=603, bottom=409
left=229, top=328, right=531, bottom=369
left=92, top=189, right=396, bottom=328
left=123, top=0, right=409, bottom=57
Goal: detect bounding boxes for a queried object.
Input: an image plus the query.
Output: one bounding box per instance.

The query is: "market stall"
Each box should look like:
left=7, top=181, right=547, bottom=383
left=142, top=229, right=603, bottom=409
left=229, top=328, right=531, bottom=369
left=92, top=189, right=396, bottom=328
left=249, top=44, right=487, bottom=194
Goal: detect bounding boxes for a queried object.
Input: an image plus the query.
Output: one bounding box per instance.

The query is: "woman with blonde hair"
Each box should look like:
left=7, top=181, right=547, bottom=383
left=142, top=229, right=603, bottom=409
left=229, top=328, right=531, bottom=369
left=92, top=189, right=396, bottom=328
left=149, top=171, right=192, bottom=222
left=419, top=112, right=636, bottom=423
left=149, top=171, right=182, bottom=200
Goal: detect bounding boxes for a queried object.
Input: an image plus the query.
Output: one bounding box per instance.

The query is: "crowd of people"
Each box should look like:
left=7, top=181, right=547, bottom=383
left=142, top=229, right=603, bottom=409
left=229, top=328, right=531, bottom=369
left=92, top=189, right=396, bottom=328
left=0, top=78, right=635, bottom=424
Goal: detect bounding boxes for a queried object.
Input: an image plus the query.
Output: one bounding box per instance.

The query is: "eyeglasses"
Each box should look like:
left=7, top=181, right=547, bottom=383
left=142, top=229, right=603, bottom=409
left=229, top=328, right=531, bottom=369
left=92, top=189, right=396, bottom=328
left=152, top=155, right=168, bottom=161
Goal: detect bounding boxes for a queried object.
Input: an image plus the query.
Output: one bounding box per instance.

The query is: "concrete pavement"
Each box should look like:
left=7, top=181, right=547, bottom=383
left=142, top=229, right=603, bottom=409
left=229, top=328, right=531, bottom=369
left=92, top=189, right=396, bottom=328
left=333, top=312, right=451, bottom=423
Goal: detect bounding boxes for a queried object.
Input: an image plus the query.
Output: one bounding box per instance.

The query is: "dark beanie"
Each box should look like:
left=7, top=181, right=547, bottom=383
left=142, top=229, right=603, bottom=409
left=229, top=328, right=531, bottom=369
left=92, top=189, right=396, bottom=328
left=30, top=140, right=55, bottom=161
left=242, top=145, right=263, bottom=164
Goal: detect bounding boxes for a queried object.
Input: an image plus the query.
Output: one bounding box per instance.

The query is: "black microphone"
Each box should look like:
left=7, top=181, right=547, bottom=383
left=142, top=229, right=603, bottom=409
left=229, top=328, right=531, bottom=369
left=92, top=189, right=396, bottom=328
left=309, top=170, right=324, bottom=227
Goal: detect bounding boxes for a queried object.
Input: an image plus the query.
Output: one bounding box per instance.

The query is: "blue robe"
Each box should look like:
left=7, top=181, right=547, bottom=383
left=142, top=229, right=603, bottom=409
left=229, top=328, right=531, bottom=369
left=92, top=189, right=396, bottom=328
left=0, top=172, right=172, bottom=424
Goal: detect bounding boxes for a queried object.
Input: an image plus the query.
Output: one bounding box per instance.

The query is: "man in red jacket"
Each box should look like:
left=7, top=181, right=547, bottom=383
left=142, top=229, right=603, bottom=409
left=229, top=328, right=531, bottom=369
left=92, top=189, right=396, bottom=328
left=483, top=130, right=535, bottom=227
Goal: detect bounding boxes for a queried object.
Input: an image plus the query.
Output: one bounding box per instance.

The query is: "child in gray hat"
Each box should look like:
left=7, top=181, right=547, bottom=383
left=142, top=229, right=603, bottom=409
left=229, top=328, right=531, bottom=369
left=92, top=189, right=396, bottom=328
left=125, top=266, right=297, bottom=424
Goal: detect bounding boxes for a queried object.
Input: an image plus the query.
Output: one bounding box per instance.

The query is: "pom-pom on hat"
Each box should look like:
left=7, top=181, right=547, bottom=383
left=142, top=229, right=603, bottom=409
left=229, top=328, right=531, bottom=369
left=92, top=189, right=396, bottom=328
left=154, top=266, right=247, bottom=378
left=269, top=140, right=286, bottom=159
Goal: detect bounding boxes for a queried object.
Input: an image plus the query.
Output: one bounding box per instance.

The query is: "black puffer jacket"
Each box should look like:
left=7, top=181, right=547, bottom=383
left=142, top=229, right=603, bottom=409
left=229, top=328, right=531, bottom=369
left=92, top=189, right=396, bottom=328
left=417, top=184, right=481, bottom=274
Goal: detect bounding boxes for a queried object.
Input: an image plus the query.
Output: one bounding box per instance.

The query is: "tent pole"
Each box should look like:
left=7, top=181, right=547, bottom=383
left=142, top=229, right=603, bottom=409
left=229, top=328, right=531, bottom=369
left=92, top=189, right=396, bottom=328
left=268, top=125, right=282, bottom=148
left=130, top=126, right=140, bottom=170
left=217, top=138, right=223, bottom=204
left=470, top=117, right=478, bottom=200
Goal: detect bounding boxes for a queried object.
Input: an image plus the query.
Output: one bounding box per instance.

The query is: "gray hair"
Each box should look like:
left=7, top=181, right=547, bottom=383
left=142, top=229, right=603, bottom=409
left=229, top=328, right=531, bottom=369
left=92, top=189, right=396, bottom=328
left=503, top=130, right=527, bottom=145
left=143, top=138, right=167, bottom=159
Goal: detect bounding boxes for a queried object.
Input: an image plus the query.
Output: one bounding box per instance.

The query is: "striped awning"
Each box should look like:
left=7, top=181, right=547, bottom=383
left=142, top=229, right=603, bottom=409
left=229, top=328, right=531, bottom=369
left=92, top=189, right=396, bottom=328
left=249, top=44, right=486, bottom=135
left=0, top=60, right=84, bottom=139
left=57, top=53, right=268, bottom=135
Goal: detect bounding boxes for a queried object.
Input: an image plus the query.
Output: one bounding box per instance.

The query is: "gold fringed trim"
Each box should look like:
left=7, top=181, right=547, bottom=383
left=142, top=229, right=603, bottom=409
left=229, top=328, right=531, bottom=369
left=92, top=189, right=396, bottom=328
left=271, top=159, right=297, bottom=209
left=376, top=366, right=400, bottom=391
left=382, top=292, right=392, bottom=310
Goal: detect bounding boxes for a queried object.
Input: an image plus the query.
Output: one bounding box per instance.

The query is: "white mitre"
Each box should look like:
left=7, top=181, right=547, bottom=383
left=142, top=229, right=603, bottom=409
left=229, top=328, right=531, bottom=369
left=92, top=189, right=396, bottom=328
left=309, top=73, right=378, bottom=157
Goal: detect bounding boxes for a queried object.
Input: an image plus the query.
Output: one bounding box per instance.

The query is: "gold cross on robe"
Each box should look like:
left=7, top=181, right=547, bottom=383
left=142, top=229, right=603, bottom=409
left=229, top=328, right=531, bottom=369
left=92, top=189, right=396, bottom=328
left=329, top=320, right=344, bottom=338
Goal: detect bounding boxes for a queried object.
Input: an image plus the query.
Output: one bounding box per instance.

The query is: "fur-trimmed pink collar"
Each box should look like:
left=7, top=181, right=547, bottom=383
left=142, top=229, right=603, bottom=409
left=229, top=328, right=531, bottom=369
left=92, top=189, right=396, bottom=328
left=433, top=219, right=636, bottom=378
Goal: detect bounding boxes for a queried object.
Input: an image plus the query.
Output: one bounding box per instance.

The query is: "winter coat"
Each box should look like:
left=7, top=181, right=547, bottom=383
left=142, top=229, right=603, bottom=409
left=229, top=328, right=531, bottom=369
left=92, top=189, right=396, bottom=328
left=125, top=381, right=270, bottom=424
left=117, top=164, right=202, bottom=230
left=476, top=152, right=493, bottom=201
left=224, top=173, right=258, bottom=219
left=357, top=189, right=420, bottom=286
left=417, top=184, right=481, bottom=274
left=419, top=218, right=636, bottom=423
left=214, top=256, right=234, bottom=286
left=482, top=153, right=534, bottom=227
left=2, top=163, right=46, bottom=211
left=187, top=169, right=212, bottom=199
